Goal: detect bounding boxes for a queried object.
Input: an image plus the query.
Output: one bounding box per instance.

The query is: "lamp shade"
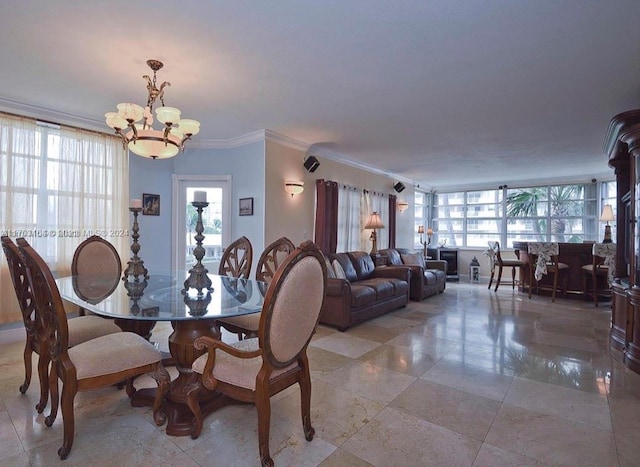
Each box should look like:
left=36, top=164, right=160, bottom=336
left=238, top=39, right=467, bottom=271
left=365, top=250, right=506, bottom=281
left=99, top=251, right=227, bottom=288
left=155, top=106, right=181, bottom=124
left=365, top=212, right=385, bottom=229
left=418, top=225, right=425, bottom=234
left=600, top=204, right=615, bottom=222
left=397, top=201, right=409, bottom=212
left=105, top=112, right=128, bottom=130
left=178, top=119, right=201, bottom=136
left=117, top=103, right=144, bottom=122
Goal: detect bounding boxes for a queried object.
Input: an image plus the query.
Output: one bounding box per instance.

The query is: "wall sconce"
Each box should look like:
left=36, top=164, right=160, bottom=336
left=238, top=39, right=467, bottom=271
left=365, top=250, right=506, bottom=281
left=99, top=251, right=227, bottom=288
left=397, top=201, right=409, bottom=212
left=600, top=204, right=615, bottom=243
left=284, top=180, right=304, bottom=197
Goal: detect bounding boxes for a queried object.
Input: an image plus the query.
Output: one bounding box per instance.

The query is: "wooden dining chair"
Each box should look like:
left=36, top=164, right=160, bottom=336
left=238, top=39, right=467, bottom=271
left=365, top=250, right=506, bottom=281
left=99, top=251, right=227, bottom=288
left=1, top=236, right=121, bottom=414
left=487, top=241, right=526, bottom=291
left=218, top=235, right=253, bottom=280
left=582, top=242, right=616, bottom=306
left=217, top=237, right=295, bottom=340
left=71, top=235, right=122, bottom=314
left=188, top=241, right=327, bottom=467
left=17, top=238, right=170, bottom=460
left=527, top=242, right=569, bottom=302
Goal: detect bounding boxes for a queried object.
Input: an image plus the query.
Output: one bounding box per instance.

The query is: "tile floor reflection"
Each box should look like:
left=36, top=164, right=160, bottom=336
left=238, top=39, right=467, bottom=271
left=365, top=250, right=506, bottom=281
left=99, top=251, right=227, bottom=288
left=1, top=282, right=639, bottom=466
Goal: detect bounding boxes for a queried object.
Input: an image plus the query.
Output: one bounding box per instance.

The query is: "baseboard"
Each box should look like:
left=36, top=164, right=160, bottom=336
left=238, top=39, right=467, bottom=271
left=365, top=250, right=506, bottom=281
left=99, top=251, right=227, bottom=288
left=0, top=326, right=24, bottom=345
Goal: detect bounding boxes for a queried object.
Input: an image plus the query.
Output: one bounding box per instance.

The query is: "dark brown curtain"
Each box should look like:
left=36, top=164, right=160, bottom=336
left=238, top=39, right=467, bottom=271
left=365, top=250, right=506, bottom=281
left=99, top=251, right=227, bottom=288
left=388, top=194, right=397, bottom=248
left=314, top=179, right=339, bottom=254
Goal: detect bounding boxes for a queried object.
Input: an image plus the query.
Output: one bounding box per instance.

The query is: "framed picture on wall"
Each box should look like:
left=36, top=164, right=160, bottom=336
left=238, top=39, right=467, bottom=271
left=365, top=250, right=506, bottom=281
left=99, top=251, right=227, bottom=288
left=239, top=197, right=253, bottom=216
left=142, top=193, right=160, bottom=216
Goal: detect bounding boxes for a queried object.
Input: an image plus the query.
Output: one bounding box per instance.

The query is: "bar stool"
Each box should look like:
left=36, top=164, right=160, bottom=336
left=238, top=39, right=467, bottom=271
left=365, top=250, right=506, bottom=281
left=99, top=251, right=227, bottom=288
left=582, top=242, right=616, bottom=306
left=487, top=241, right=526, bottom=291
left=527, top=242, right=569, bottom=302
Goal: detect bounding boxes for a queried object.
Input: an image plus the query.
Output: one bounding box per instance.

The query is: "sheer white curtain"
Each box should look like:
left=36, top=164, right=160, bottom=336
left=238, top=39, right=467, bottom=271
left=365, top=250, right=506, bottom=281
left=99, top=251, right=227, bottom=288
left=337, top=184, right=363, bottom=252
left=0, top=113, right=128, bottom=324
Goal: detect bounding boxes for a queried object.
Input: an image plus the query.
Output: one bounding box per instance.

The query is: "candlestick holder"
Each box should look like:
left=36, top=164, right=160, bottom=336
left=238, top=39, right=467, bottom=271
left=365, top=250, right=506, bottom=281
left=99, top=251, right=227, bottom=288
left=184, top=291, right=212, bottom=317
left=124, top=278, right=148, bottom=315
left=182, top=201, right=213, bottom=294
left=123, top=207, right=149, bottom=282
left=419, top=230, right=432, bottom=260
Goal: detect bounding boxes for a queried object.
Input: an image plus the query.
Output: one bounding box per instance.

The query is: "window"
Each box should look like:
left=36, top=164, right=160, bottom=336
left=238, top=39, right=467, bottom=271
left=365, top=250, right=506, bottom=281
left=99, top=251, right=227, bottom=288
left=1, top=113, right=128, bottom=324
left=426, top=181, right=612, bottom=248
left=413, top=191, right=431, bottom=249
left=465, top=189, right=502, bottom=247
left=600, top=180, right=617, bottom=243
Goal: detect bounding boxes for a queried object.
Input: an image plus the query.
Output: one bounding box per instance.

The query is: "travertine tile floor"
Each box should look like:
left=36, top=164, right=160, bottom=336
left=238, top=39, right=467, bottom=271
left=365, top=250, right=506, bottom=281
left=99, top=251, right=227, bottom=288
left=1, top=282, right=640, bottom=466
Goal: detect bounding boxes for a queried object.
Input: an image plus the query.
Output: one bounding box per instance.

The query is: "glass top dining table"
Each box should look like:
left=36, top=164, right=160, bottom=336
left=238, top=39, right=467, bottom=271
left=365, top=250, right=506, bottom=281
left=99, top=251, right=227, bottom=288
left=56, top=272, right=266, bottom=321
left=55, top=272, right=267, bottom=437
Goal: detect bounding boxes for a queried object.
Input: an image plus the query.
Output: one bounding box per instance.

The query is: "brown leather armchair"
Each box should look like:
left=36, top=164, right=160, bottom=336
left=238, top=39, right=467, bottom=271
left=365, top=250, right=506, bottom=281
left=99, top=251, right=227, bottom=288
left=378, top=248, right=447, bottom=301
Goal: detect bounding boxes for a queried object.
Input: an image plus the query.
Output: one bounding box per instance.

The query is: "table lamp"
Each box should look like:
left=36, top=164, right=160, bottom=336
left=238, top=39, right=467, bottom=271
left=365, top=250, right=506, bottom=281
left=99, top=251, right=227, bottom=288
left=365, top=212, right=385, bottom=254
left=600, top=204, right=615, bottom=243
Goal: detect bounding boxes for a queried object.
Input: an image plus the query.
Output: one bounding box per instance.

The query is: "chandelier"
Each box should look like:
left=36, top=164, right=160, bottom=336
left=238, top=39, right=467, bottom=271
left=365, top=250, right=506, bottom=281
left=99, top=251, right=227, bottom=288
left=105, top=59, right=200, bottom=159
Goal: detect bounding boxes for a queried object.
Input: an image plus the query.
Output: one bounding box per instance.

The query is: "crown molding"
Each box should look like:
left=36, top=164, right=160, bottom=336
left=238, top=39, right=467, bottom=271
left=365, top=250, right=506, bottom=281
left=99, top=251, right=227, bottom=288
left=0, top=97, right=418, bottom=188
left=263, top=129, right=417, bottom=187
left=190, top=129, right=267, bottom=149
left=0, top=97, right=106, bottom=133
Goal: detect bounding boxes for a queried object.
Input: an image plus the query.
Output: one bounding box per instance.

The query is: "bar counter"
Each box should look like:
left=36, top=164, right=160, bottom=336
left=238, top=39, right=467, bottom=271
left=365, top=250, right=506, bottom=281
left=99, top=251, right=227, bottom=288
left=512, top=241, right=595, bottom=298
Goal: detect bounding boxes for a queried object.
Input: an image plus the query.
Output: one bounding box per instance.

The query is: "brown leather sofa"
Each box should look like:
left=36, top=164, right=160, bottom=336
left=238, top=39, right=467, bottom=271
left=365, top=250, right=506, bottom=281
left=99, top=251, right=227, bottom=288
left=378, top=248, right=447, bottom=301
left=319, top=251, right=410, bottom=331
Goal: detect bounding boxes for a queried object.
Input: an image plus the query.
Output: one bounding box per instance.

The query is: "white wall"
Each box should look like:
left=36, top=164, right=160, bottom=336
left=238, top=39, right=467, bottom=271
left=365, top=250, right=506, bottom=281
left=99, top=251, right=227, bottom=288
left=128, top=155, right=174, bottom=272
left=129, top=136, right=416, bottom=273
left=129, top=141, right=266, bottom=272
left=264, top=140, right=415, bottom=249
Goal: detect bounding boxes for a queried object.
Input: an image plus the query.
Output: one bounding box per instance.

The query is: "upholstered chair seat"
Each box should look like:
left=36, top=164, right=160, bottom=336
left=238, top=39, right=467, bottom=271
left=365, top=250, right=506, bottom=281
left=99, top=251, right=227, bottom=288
left=68, top=333, right=162, bottom=379
left=192, top=338, right=297, bottom=390
left=67, top=316, right=121, bottom=347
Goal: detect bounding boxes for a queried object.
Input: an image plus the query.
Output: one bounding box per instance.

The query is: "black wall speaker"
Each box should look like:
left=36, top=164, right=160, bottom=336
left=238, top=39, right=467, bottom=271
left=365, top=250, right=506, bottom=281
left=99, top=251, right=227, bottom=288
left=393, top=182, right=406, bottom=193
left=303, top=155, right=320, bottom=173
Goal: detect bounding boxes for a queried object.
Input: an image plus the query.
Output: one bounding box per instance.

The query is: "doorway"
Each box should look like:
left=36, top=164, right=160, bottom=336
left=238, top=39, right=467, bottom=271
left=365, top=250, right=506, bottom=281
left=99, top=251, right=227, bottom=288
left=172, top=175, right=232, bottom=274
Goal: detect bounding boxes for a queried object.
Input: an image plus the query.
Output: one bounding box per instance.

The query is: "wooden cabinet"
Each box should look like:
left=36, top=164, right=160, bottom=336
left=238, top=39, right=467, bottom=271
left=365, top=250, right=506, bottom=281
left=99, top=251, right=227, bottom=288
left=428, top=247, right=459, bottom=280
left=604, top=110, right=640, bottom=369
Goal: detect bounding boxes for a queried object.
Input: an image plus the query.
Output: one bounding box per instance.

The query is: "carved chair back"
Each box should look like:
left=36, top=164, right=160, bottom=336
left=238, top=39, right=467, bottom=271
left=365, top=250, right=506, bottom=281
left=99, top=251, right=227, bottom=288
left=255, top=237, right=295, bottom=284
left=218, top=236, right=253, bottom=280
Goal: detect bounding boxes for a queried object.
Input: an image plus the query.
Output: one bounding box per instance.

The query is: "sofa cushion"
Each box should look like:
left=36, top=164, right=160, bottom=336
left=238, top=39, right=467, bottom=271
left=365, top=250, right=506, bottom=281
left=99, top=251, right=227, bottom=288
left=401, top=252, right=425, bottom=268
left=332, top=259, right=346, bottom=279
left=348, top=251, right=376, bottom=280
left=358, top=278, right=395, bottom=300
left=324, top=256, right=336, bottom=279
left=425, top=269, right=446, bottom=285
left=379, top=248, right=403, bottom=266
left=331, top=253, right=358, bottom=282
left=349, top=284, right=377, bottom=307
left=386, top=277, right=410, bottom=296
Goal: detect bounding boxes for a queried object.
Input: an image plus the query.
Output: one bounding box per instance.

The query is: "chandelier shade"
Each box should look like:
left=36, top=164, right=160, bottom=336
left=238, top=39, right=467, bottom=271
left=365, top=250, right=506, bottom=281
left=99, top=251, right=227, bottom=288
left=105, top=59, right=200, bottom=160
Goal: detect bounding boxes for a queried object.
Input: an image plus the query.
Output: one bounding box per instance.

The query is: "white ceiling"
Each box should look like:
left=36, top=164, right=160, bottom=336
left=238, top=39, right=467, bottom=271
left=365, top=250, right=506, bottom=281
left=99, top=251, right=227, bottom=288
left=1, top=1, right=639, bottom=191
